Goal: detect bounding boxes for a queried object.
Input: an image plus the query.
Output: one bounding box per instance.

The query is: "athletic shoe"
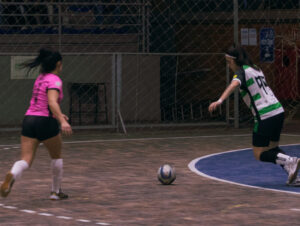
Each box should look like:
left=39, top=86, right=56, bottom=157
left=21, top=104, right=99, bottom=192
left=284, top=157, right=300, bottom=184
left=286, top=177, right=300, bottom=187
left=0, top=172, right=15, bottom=198
left=49, top=189, right=68, bottom=200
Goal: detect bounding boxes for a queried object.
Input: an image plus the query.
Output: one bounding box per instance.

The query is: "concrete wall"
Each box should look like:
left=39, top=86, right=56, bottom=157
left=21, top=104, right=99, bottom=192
left=0, top=54, right=160, bottom=126
left=121, top=55, right=161, bottom=123
left=0, top=56, right=34, bottom=126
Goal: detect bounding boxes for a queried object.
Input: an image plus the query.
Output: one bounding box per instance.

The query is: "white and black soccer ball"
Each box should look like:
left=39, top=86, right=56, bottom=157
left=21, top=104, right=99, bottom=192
left=157, top=164, right=176, bottom=185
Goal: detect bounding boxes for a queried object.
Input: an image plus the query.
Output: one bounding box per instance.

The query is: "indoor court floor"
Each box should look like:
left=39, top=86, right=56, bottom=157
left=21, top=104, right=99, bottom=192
left=0, top=125, right=300, bottom=225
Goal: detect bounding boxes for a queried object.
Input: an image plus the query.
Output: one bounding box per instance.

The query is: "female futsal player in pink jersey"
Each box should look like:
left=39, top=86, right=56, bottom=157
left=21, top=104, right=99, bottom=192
left=0, top=48, right=72, bottom=200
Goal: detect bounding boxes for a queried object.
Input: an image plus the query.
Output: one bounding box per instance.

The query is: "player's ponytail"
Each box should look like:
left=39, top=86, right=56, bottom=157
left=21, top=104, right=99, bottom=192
left=20, top=48, right=62, bottom=74
left=226, top=44, right=260, bottom=71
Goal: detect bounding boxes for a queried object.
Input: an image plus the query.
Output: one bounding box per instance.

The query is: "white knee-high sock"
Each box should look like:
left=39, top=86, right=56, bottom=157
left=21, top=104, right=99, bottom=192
left=51, top=159, right=63, bottom=193
left=11, top=160, right=29, bottom=180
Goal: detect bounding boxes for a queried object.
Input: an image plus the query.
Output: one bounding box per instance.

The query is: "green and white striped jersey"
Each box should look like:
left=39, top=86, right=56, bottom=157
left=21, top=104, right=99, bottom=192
left=232, top=65, right=284, bottom=120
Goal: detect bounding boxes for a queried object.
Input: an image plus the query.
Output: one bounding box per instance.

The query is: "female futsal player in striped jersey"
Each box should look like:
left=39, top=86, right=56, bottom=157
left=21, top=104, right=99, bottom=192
left=209, top=44, right=300, bottom=186
left=0, top=48, right=72, bottom=199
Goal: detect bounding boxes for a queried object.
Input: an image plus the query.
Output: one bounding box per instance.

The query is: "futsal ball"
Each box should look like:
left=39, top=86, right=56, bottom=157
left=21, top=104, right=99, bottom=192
left=157, top=164, right=176, bottom=185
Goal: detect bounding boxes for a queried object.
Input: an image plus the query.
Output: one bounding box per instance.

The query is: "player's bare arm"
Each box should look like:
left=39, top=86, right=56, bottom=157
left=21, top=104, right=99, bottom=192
left=208, top=80, right=240, bottom=113
left=48, top=90, right=72, bottom=136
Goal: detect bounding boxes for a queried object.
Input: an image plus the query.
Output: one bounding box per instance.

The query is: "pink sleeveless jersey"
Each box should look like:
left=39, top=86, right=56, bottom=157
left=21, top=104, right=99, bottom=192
left=25, top=73, right=63, bottom=117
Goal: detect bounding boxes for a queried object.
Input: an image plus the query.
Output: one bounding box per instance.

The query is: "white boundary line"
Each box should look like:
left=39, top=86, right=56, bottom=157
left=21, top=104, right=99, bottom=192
left=282, top=133, right=300, bottom=137
left=0, top=133, right=299, bottom=148
left=20, top=209, right=36, bottom=214
left=38, top=213, right=54, bottom=217
left=290, top=208, right=300, bottom=211
left=63, top=134, right=252, bottom=144
left=188, top=143, right=300, bottom=196
left=0, top=134, right=252, bottom=147
left=0, top=202, right=110, bottom=225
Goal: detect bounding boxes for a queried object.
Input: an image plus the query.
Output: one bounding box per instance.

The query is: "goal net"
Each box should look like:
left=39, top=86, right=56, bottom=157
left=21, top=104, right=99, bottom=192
left=0, top=1, right=300, bottom=132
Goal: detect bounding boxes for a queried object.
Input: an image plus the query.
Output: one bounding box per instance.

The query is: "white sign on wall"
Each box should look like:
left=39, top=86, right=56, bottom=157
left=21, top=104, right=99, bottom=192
left=241, top=28, right=257, bottom=46
left=11, top=56, right=40, bottom=79
left=241, top=28, right=249, bottom=45
left=249, top=28, right=257, bottom=46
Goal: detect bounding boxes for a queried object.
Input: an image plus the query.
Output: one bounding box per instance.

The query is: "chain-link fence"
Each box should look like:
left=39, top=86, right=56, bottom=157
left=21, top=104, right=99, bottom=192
left=0, top=1, right=299, bottom=131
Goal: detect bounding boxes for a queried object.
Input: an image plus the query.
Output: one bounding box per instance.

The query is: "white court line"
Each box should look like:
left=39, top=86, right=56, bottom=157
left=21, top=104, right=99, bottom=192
left=3, top=205, right=18, bottom=209
left=77, top=219, right=91, bottom=223
left=0, top=204, right=110, bottom=225
left=188, top=143, right=300, bottom=196
left=38, top=213, right=54, bottom=217
left=20, top=209, right=36, bottom=214
left=290, top=208, right=300, bottom=211
left=0, top=134, right=252, bottom=147
left=1, top=132, right=298, bottom=148
left=0, top=144, right=19, bottom=147
left=282, top=134, right=300, bottom=137
left=56, top=216, right=73, bottom=220
left=1, top=132, right=299, bottom=148
left=63, top=134, right=251, bottom=144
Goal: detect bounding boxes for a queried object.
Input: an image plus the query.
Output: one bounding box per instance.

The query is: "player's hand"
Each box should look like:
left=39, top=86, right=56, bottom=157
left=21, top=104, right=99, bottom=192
left=62, top=114, right=69, bottom=121
left=208, top=100, right=222, bottom=113
left=61, top=121, right=73, bottom=136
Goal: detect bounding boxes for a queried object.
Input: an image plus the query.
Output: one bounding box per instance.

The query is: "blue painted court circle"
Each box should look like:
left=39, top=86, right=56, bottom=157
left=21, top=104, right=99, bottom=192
left=188, top=144, right=300, bottom=195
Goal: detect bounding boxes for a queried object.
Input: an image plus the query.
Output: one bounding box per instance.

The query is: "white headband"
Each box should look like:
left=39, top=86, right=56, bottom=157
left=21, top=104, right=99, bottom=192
left=225, top=54, right=236, bottom=59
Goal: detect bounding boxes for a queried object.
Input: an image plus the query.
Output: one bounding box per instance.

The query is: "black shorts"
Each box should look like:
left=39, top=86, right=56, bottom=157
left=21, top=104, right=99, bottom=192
left=21, top=116, right=60, bottom=141
left=252, top=113, right=284, bottom=147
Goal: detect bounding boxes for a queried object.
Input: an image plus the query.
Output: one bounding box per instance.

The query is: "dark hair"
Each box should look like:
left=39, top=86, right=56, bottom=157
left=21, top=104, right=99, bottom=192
left=225, top=44, right=260, bottom=71
left=21, top=48, right=62, bottom=74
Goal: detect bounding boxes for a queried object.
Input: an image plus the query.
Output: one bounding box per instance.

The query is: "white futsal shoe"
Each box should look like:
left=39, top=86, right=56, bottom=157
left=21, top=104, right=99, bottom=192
left=283, top=157, right=300, bottom=184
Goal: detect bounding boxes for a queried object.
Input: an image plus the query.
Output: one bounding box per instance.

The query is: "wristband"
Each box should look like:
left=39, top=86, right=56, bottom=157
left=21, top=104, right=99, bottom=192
left=217, top=98, right=223, bottom=104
